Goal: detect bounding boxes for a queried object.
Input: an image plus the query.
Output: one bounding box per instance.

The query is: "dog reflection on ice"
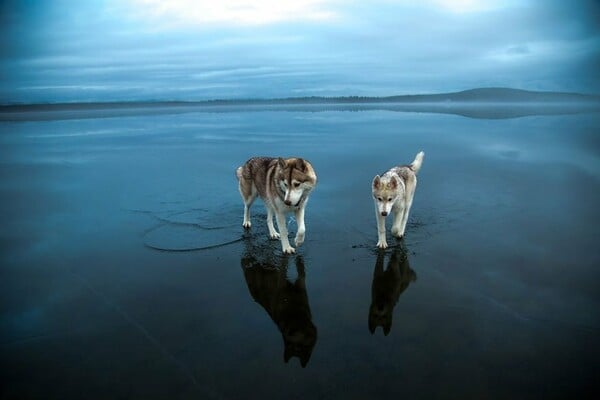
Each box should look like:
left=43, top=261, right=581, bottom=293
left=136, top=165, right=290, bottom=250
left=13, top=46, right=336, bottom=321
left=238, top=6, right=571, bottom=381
left=241, top=243, right=317, bottom=367
left=368, top=247, right=417, bottom=336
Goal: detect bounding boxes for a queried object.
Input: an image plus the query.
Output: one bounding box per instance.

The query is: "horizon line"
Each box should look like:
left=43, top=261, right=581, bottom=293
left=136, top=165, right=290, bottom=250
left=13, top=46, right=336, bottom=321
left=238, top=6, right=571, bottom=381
left=2, top=87, right=600, bottom=108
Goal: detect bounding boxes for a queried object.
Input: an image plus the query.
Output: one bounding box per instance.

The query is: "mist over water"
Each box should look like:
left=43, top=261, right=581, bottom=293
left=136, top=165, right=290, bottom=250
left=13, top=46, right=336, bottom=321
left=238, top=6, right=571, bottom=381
left=1, top=106, right=598, bottom=398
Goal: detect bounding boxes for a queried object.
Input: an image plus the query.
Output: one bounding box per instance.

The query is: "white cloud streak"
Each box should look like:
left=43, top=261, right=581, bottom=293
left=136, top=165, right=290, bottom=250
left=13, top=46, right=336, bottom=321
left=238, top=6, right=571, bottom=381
left=129, top=0, right=337, bottom=26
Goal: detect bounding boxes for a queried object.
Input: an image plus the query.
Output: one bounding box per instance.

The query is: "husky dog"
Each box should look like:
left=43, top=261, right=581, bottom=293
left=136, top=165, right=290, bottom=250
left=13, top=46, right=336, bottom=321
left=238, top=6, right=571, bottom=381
left=368, top=248, right=416, bottom=335
left=372, top=151, right=424, bottom=249
left=237, top=157, right=317, bottom=254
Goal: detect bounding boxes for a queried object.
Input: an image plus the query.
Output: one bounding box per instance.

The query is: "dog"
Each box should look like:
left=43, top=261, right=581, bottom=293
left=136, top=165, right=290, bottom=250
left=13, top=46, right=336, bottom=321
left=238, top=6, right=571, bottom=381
left=237, top=157, right=317, bottom=254
left=372, top=151, right=424, bottom=249
left=242, top=249, right=317, bottom=367
left=368, top=247, right=416, bottom=335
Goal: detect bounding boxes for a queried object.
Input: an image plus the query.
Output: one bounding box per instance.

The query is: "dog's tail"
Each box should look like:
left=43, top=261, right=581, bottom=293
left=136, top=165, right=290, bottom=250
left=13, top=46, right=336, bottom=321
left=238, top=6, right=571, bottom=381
left=409, top=151, right=425, bottom=174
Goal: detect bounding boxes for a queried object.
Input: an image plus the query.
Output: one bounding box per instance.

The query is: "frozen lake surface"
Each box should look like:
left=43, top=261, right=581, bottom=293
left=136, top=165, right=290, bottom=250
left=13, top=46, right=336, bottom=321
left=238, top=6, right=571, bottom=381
left=1, top=105, right=599, bottom=398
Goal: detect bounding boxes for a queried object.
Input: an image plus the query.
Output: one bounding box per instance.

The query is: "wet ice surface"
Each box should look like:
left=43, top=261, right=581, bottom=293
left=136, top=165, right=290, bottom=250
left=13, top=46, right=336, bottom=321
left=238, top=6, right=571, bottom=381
left=134, top=206, right=241, bottom=251
left=1, top=107, right=599, bottom=399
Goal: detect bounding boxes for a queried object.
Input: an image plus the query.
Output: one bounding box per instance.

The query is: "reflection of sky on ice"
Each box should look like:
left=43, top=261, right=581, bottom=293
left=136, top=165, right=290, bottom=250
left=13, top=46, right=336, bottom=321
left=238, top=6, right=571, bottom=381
left=1, top=0, right=599, bottom=103
left=1, top=108, right=599, bottom=396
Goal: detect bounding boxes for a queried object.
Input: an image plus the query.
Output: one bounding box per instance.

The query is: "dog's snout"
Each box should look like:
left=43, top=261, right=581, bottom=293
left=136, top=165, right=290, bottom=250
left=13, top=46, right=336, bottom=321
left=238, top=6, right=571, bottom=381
left=284, top=200, right=292, bottom=206
left=381, top=211, right=388, bottom=216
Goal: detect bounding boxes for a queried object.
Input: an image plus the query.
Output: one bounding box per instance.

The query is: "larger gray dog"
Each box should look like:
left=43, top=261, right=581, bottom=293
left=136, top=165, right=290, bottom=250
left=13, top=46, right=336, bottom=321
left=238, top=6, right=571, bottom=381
left=237, top=157, right=317, bottom=254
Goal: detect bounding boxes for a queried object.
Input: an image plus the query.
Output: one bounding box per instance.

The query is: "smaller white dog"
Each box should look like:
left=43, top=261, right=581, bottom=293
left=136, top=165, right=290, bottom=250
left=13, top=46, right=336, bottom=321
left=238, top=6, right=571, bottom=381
left=372, top=151, right=424, bottom=249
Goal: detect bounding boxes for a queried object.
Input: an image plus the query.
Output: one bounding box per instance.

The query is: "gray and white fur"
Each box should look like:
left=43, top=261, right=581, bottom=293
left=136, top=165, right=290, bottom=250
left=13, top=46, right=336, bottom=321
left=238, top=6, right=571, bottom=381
left=237, top=157, right=317, bottom=254
left=372, top=151, right=424, bottom=249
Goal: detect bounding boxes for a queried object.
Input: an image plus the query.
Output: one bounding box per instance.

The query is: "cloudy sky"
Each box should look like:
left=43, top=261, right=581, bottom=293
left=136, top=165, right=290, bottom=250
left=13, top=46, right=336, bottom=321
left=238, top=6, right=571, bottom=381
left=1, top=0, right=599, bottom=103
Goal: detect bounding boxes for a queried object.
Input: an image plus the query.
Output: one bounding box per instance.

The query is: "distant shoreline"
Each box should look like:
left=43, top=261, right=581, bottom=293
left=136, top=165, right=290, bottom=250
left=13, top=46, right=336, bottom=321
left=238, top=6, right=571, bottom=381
left=1, top=88, right=599, bottom=121
left=2, top=88, right=599, bottom=110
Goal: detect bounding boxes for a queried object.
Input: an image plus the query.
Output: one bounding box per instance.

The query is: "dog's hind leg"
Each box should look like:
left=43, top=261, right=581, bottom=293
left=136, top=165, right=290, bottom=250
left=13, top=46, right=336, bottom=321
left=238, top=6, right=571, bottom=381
left=391, top=201, right=405, bottom=238
left=242, top=193, right=257, bottom=228
left=399, top=202, right=411, bottom=236
left=238, top=175, right=257, bottom=229
left=398, top=186, right=415, bottom=237
left=267, top=207, right=280, bottom=239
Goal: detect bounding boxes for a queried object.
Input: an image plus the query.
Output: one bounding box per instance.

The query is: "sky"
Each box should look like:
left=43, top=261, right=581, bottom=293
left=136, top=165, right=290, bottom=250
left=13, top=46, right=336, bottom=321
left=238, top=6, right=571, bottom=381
left=0, top=0, right=599, bottom=103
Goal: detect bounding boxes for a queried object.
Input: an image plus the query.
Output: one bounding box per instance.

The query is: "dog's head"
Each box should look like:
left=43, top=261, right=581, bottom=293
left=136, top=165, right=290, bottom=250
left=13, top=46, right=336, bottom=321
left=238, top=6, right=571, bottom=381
left=276, top=157, right=317, bottom=207
left=368, top=301, right=393, bottom=336
left=282, top=318, right=318, bottom=368
left=372, top=175, right=401, bottom=217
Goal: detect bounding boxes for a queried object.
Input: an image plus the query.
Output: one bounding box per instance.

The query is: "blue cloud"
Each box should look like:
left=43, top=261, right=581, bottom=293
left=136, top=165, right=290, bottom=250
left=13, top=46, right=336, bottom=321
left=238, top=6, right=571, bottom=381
left=1, top=0, right=599, bottom=103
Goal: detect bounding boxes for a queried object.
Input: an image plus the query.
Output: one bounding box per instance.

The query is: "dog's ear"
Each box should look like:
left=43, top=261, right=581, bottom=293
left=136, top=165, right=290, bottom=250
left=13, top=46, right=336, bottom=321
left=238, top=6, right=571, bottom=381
left=383, top=321, right=392, bottom=336
left=295, top=158, right=307, bottom=172
left=372, top=175, right=381, bottom=190
left=277, top=157, right=286, bottom=169
left=389, top=176, right=398, bottom=189
left=299, top=350, right=312, bottom=368
left=368, top=318, right=376, bottom=334
left=283, top=347, right=292, bottom=363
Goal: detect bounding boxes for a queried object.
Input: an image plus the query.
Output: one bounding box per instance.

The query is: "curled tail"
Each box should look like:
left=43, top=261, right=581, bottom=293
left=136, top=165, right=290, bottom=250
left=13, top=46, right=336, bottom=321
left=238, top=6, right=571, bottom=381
left=409, top=151, right=425, bottom=174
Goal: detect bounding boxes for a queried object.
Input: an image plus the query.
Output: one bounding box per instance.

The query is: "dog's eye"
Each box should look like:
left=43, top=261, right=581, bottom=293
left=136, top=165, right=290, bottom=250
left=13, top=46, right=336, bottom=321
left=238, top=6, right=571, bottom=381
left=388, top=198, right=392, bottom=201
left=293, top=182, right=300, bottom=188
left=377, top=197, right=383, bottom=201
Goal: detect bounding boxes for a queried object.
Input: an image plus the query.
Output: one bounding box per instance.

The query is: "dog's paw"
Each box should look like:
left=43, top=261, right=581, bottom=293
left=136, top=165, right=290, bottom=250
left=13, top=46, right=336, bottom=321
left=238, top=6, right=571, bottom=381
left=282, top=245, right=296, bottom=254
left=392, top=231, right=404, bottom=239
left=376, top=240, right=388, bottom=249
left=294, top=232, right=305, bottom=247
left=242, top=221, right=251, bottom=229
left=269, top=232, right=280, bottom=240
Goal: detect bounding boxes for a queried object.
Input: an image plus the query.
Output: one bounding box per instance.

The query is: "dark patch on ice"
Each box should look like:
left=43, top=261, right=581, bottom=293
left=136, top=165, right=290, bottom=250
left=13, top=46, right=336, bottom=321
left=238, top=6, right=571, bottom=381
left=240, top=233, right=288, bottom=269
left=351, top=242, right=410, bottom=254
left=237, top=215, right=299, bottom=258
left=349, top=217, right=432, bottom=254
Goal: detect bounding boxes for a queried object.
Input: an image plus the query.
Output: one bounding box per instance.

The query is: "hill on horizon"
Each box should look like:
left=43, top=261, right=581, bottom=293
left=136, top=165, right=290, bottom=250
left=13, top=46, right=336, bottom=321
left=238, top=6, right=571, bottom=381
left=381, top=87, right=600, bottom=103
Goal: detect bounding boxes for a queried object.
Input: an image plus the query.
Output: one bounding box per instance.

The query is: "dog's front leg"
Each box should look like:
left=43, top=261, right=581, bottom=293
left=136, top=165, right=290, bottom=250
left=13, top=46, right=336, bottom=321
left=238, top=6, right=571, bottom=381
left=294, top=205, right=306, bottom=247
left=375, top=203, right=388, bottom=249
left=267, top=208, right=280, bottom=239
left=275, top=212, right=295, bottom=254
